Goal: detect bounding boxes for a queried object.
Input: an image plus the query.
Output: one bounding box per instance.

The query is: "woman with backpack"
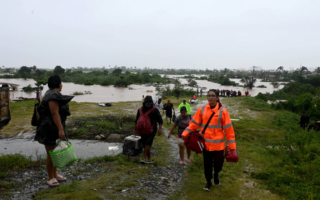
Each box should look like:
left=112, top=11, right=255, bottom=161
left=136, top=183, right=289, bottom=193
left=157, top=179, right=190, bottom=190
left=134, top=95, right=163, bottom=164
left=167, top=106, right=192, bottom=165
left=181, top=89, right=238, bottom=191
left=34, top=75, right=74, bottom=187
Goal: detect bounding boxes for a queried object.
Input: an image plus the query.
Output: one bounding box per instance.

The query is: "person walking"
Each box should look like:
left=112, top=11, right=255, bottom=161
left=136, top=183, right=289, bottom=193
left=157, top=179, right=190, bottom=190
left=200, top=88, right=203, bottom=97
left=134, top=96, right=163, bottom=164
left=233, top=90, right=237, bottom=97
left=178, top=100, right=191, bottom=115
left=226, top=90, right=230, bottom=97
left=142, top=95, right=145, bottom=105
left=176, top=89, right=180, bottom=99
left=34, top=75, right=74, bottom=187
left=154, top=98, right=164, bottom=114
left=163, top=100, right=175, bottom=124
left=182, top=89, right=237, bottom=190
left=167, top=106, right=192, bottom=165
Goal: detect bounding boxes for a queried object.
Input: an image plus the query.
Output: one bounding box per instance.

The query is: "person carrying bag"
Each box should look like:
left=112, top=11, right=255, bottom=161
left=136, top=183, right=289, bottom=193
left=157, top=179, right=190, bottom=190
left=34, top=75, right=74, bottom=187
left=182, top=89, right=238, bottom=191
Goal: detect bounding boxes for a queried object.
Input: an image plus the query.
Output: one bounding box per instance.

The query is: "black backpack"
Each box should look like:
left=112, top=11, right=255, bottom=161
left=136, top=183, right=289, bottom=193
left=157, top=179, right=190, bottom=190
left=31, top=96, right=45, bottom=127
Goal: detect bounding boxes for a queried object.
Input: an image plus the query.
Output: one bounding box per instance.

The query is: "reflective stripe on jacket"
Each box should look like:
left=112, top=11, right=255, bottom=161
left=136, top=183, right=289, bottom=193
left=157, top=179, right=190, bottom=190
left=181, top=103, right=236, bottom=151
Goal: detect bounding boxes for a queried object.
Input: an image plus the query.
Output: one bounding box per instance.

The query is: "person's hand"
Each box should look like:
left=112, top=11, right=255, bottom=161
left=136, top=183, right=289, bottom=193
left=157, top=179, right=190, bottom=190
left=59, top=130, right=65, bottom=139
left=167, top=133, right=171, bottom=139
left=158, top=129, right=162, bottom=136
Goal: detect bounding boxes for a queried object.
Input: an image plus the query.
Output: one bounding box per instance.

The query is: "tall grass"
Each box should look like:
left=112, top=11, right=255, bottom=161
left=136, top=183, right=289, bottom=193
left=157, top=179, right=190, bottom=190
left=0, top=154, right=33, bottom=171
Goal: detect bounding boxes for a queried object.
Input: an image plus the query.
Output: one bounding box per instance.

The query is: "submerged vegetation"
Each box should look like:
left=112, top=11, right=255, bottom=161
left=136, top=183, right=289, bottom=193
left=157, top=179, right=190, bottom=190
left=155, top=85, right=196, bottom=99
left=207, top=74, right=238, bottom=86
left=66, top=115, right=135, bottom=141
left=72, top=91, right=92, bottom=95
left=2, top=66, right=168, bottom=87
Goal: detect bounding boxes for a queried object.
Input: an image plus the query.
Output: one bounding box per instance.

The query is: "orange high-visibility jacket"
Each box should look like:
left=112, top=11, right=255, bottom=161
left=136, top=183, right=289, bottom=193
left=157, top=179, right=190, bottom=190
left=182, top=103, right=236, bottom=151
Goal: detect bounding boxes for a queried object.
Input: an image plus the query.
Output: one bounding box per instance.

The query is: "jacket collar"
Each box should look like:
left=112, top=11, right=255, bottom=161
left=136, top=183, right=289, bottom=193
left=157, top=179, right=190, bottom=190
left=205, top=103, right=220, bottom=113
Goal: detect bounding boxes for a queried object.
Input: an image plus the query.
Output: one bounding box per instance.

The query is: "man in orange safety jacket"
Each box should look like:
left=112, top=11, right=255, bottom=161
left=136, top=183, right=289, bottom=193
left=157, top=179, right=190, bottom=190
left=182, top=89, right=237, bottom=190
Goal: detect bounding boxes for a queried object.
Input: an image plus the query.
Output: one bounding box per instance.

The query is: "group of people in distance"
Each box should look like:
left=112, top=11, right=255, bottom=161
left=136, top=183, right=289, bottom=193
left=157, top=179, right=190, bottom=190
left=138, top=91, right=237, bottom=190
left=214, top=89, right=250, bottom=97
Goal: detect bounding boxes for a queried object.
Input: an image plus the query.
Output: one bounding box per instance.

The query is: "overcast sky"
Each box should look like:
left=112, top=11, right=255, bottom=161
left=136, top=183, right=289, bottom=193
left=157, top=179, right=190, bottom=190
left=1, top=0, right=319, bottom=70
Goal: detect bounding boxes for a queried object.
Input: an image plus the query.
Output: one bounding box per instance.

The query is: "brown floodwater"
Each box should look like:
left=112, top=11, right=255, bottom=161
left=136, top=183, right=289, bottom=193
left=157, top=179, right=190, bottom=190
left=1, top=77, right=284, bottom=103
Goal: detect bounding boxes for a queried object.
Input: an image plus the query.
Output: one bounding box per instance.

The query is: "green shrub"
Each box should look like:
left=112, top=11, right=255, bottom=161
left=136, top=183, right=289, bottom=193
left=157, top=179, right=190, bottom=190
left=275, top=103, right=283, bottom=110
left=0, top=154, right=33, bottom=171
left=255, top=92, right=268, bottom=102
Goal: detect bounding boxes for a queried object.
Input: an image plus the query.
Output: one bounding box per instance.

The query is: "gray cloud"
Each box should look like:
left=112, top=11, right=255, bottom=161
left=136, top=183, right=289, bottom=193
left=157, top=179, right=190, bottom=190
left=1, top=0, right=319, bottom=70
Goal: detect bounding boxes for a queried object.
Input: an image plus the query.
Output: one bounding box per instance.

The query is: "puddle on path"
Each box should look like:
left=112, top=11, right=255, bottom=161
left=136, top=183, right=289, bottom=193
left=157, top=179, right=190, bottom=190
left=0, top=138, right=122, bottom=160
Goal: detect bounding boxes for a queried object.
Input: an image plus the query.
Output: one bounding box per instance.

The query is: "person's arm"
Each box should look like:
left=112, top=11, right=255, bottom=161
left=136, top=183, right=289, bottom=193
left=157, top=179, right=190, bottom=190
left=187, top=104, right=191, bottom=114
left=49, top=101, right=65, bottom=139
left=181, top=107, right=203, bottom=139
left=133, top=109, right=140, bottom=135
left=154, top=108, right=163, bottom=135
left=162, top=103, right=165, bottom=114
left=167, top=122, right=177, bottom=139
left=222, top=109, right=236, bottom=149
left=172, top=104, right=175, bottom=113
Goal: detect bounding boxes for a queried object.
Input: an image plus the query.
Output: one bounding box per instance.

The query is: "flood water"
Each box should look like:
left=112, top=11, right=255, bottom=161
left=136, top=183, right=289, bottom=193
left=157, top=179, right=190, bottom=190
left=0, top=76, right=284, bottom=103
left=0, top=137, right=122, bottom=160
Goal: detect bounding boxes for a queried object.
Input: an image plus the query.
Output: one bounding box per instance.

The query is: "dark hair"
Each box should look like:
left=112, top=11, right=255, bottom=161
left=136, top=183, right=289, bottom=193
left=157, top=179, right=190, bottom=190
left=207, top=89, right=219, bottom=97
left=180, top=106, right=187, bottom=112
left=48, top=75, right=62, bottom=89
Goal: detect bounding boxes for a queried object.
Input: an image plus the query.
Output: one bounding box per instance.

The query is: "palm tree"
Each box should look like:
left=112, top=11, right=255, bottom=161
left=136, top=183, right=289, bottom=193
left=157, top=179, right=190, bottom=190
left=240, top=76, right=256, bottom=89
left=299, top=66, right=308, bottom=76
left=224, top=68, right=228, bottom=75
left=277, top=66, right=284, bottom=72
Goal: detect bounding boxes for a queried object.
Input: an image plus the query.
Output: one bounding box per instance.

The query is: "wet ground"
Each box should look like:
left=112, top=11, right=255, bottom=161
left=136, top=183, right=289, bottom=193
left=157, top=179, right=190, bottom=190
left=0, top=135, right=122, bottom=161
left=1, top=128, right=188, bottom=200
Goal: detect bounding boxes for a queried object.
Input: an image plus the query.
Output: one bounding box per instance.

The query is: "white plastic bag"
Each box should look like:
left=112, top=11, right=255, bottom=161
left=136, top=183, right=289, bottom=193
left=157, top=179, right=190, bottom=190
left=53, top=139, right=69, bottom=152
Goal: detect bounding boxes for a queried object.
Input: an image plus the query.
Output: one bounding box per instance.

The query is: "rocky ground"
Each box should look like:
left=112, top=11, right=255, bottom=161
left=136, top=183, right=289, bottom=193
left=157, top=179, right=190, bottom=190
left=1, top=128, right=188, bottom=200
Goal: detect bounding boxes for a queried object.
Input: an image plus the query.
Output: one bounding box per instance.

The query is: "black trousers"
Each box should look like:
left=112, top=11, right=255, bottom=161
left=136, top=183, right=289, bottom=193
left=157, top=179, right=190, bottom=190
left=203, top=149, right=224, bottom=183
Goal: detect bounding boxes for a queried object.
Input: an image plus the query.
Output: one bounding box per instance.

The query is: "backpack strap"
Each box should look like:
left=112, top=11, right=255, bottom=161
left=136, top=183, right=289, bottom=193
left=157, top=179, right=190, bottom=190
left=144, top=107, right=155, bottom=115
left=36, top=94, right=46, bottom=121
left=139, top=107, right=156, bottom=116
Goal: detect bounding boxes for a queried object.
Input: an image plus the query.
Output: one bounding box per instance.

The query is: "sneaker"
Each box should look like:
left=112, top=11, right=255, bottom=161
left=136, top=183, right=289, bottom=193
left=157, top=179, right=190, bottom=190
left=203, top=182, right=212, bottom=190
left=140, top=160, right=146, bottom=164
left=145, top=160, right=153, bottom=164
left=214, top=173, right=220, bottom=185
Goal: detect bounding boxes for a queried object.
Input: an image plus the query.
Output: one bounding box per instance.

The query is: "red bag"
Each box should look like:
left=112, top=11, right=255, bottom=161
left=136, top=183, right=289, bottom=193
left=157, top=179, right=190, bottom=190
left=136, top=107, right=155, bottom=136
left=184, top=132, right=205, bottom=154
left=225, top=146, right=238, bottom=162
left=184, top=110, right=216, bottom=154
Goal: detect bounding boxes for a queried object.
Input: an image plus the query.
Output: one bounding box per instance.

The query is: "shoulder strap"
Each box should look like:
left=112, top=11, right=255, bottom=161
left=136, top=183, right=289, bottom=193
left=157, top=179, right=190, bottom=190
left=139, top=107, right=143, bottom=115
left=144, top=107, right=155, bottom=116
left=202, top=111, right=216, bottom=135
